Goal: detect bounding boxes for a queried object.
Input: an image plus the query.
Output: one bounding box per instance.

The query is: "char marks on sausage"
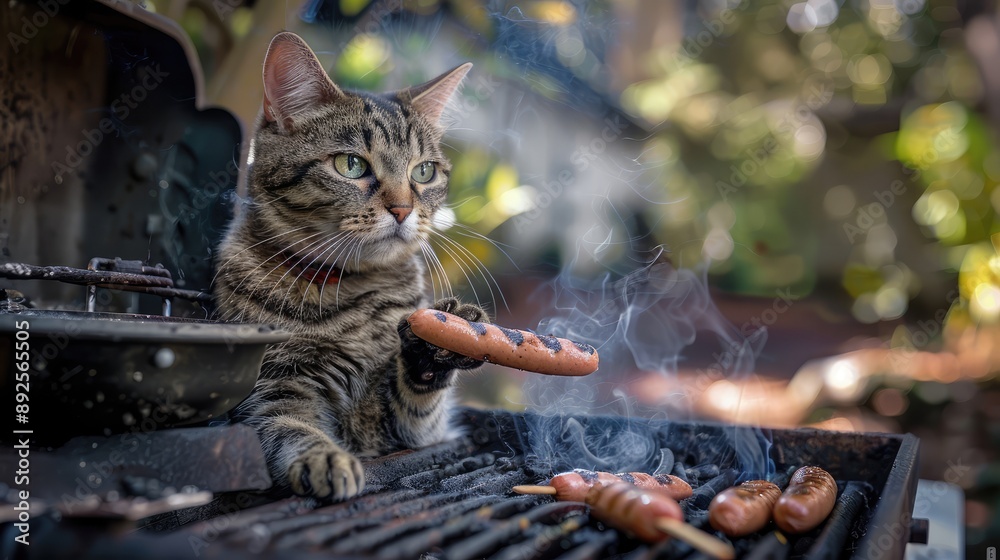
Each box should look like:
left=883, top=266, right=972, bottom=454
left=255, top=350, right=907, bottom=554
left=537, top=334, right=562, bottom=352
left=468, top=321, right=489, bottom=336
left=576, top=469, right=600, bottom=483
left=496, top=326, right=525, bottom=346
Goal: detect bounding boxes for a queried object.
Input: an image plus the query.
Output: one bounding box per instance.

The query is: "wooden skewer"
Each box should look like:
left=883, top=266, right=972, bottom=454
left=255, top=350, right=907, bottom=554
left=514, top=485, right=735, bottom=559
left=655, top=517, right=736, bottom=560
left=512, top=485, right=556, bottom=495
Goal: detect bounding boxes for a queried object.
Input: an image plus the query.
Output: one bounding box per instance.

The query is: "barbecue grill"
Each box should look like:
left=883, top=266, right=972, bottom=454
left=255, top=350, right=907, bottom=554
left=4, top=409, right=923, bottom=559
left=0, top=1, right=928, bottom=558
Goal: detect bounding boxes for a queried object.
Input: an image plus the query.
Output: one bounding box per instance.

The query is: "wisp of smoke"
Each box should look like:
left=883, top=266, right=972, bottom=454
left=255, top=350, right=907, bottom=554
left=521, top=250, right=774, bottom=478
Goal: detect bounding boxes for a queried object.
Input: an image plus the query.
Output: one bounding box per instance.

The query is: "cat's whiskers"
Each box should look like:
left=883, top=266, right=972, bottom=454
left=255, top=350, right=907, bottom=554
left=308, top=233, right=362, bottom=317
left=427, top=229, right=509, bottom=313
left=416, top=242, right=441, bottom=301
left=336, top=232, right=373, bottom=311
left=272, top=233, right=342, bottom=317
left=218, top=229, right=328, bottom=319
left=316, top=237, right=357, bottom=316
left=424, top=232, right=486, bottom=310
left=244, top=232, right=346, bottom=323
left=416, top=241, right=439, bottom=301
left=263, top=231, right=352, bottom=321
left=427, top=242, right=455, bottom=300
left=439, top=224, right=516, bottom=313
left=418, top=239, right=453, bottom=302
left=210, top=224, right=313, bottom=286
left=292, top=239, right=341, bottom=318
left=443, top=222, right=521, bottom=272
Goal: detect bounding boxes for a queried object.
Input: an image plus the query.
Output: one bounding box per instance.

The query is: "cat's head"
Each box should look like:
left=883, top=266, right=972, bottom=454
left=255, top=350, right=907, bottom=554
left=248, top=32, right=470, bottom=272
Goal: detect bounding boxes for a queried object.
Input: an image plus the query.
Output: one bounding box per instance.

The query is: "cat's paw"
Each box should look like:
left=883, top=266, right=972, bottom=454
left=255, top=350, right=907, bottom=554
left=400, top=298, right=490, bottom=373
left=288, top=445, right=365, bottom=501
left=430, top=298, right=489, bottom=369
left=431, top=297, right=488, bottom=324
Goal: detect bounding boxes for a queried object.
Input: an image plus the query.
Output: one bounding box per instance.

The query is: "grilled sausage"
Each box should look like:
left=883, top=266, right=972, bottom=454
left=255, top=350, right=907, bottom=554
left=406, top=309, right=599, bottom=376
left=773, top=466, right=838, bottom=534
left=585, top=481, right=684, bottom=543
left=708, top=480, right=781, bottom=537
left=625, top=472, right=694, bottom=500
left=548, top=470, right=693, bottom=502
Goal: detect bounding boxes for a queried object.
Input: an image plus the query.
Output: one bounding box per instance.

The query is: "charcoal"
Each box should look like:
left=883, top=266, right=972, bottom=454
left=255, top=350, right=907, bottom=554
left=688, top=469, right=738, bottom=510
left=685, top=463, right=721, bottom=480
left=671, top=461, right=689, bottom=482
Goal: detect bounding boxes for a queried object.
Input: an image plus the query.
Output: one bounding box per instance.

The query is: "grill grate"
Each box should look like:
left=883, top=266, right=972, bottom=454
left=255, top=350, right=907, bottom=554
left=19, top=409, right=918, bottom=559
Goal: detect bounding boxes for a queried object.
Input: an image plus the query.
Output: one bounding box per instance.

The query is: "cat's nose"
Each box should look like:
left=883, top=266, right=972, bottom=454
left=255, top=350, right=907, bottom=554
left=387, top=205, right=412, bottom=224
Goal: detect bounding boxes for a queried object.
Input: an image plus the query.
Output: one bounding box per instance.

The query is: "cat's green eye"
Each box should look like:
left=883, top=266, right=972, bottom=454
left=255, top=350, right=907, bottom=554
left=411, top=161, right=436, bottom=184
left=333, top=154, right=369, bottom=179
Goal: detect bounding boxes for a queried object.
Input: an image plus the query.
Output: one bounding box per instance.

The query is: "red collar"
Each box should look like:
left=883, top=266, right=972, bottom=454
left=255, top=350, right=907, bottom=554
left=284, top=254, right=343, bottom=285
left=300, top=265, right=342, bottom=285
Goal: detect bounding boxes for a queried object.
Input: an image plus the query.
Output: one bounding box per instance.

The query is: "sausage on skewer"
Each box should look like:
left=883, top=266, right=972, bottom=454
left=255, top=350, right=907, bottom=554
left=406, top=309, right=599, bottom=376
left=513, top=469, right=693, bottom=501
left=773, top=466, right=838, bottom=534
left=586, top=482, right=735, bottom=559
left=708, top=480, right=782, bottom=537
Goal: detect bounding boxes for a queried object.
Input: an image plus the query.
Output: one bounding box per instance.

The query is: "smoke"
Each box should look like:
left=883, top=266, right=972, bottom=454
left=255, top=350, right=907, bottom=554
left=520, top=247, right=774, bottom=478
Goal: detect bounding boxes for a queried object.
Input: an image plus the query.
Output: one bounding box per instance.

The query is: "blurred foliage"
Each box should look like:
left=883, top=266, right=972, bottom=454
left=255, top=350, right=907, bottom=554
left=616, top=0, right=1000, bottom=331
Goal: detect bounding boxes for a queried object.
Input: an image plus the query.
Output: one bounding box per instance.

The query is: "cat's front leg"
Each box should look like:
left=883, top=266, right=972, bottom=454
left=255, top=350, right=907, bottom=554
left=239, top=389, right=365, bottom=501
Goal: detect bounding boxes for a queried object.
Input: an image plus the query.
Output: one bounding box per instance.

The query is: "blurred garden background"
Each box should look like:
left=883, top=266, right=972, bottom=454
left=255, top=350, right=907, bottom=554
left=138, top=0, right=998, bottom=554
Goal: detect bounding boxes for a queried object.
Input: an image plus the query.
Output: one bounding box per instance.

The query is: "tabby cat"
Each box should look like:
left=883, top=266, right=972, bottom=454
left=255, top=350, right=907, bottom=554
left=214, top=32, right=486, bottom=500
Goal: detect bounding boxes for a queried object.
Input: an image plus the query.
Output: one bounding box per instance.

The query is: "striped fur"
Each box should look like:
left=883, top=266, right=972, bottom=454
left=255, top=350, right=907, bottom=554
left=213, top=33, right=481, bottom=500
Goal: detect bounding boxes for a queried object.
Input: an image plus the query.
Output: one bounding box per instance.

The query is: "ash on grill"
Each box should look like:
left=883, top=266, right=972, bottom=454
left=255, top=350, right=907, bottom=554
left=10, top=409, right=922, bottom=560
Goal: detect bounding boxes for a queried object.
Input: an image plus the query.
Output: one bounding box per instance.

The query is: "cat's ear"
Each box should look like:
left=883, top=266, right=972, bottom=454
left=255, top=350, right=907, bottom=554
left=399, top=63, right=473, bottom=123
left=262, top=32, right=343, bottom=132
